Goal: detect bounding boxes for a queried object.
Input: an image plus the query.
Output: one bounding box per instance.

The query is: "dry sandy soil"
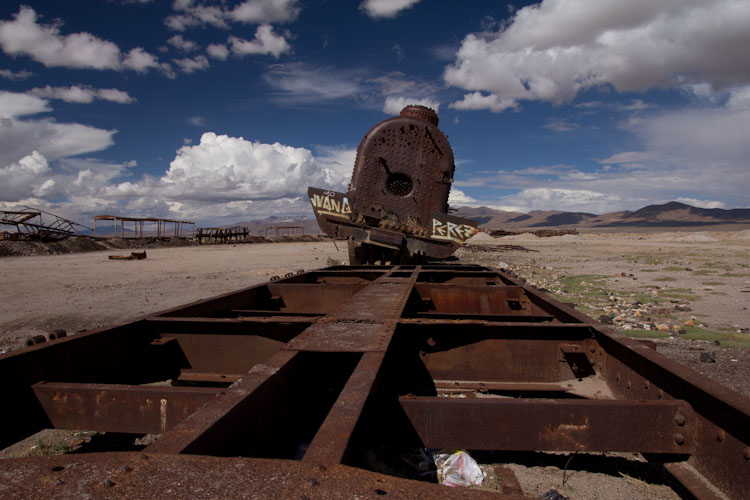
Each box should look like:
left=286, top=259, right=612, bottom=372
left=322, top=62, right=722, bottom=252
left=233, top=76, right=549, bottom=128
left=0, top=240, right=348, bottom=353
left=1, top=232, right=748, bottom=500
left=460, top=230, right=750, bottom=398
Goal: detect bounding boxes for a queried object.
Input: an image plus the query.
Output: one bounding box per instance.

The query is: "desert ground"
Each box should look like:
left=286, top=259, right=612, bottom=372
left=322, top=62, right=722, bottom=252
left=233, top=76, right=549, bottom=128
left=0, top=240, right=348, bottom=353
left=1, top=231, right=749, bottom=499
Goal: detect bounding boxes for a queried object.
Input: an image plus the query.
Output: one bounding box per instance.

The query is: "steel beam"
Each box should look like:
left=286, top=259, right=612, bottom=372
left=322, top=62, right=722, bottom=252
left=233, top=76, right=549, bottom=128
left=400, top=396, right=696, bottom=454
left=32, top=382, right=221, bottom=434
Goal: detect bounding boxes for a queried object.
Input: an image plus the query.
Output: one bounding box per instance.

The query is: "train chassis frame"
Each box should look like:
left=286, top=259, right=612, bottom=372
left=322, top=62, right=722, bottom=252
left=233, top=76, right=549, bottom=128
left=1, top=264, right=748, bottom=499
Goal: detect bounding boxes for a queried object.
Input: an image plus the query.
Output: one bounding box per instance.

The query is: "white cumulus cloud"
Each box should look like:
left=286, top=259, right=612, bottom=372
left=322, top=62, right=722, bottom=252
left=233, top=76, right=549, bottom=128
left=449, top=92, right=517, bottom=113
left=229, top=25, right=291, bottom=58
left=0, top=118, right=116, bottom=169
left=166, top=34, right=198, bottom=52
left=675, top=198, right=726, bottom=209
left=0, top=68, right=32, bottom=80
left=0, top=7, right=162, bottom=73
left=0, top=92, right=116, bottom=171
left=206, top=43, right=229, bottom=60
left=122, top=47, right=164, bottom=73
left=151, top=132, right=349, bottom=201
left=448, top=189, right=476, bottom=207
left=512, top=188, right=613, bottom=213
left=231, top=0, right=301, bottom=24
left=360, top=0, right=421, bottom=19
left=0, top=91, right=50, bottom=118
left=445, top=0, right=750, bottom=110
left=0, top=151, right=51, bottom=201
left=166, top=0, right=300, bottom=31
left=66, top=133, right=356, bottom=223
left=173, top=55, right=210, bottom=73
left=29, top=85, right=136, bottom=104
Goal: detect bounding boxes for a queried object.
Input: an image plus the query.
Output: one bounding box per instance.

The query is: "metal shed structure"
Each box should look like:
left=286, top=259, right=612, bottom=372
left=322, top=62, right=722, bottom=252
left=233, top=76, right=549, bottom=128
left=93, top=215, right=195, bottom=238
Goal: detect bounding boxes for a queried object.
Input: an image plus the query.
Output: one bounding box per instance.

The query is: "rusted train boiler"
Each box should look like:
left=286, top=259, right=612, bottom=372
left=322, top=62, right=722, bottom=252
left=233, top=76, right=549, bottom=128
left=309, top=105, right=477, bottom=264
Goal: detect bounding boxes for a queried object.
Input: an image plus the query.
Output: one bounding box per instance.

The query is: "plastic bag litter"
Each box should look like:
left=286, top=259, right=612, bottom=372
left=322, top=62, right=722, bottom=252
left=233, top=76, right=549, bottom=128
left=432, top=450, right=486, bottom=487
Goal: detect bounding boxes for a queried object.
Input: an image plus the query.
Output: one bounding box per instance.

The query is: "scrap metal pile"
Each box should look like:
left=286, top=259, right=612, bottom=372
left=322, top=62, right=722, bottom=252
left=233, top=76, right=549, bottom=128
left=1, top=107, right=748, bottom=499
left=0, top=207, right=90, bottom=241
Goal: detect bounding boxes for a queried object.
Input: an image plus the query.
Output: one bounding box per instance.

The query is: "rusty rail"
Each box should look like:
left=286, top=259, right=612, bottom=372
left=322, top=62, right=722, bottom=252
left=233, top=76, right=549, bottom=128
left=1, top=264, right=748, bottom=499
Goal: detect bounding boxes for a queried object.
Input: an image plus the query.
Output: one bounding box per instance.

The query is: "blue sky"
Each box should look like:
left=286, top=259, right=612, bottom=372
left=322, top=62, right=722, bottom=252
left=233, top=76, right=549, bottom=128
left=1, top=0, right=749, bottom=226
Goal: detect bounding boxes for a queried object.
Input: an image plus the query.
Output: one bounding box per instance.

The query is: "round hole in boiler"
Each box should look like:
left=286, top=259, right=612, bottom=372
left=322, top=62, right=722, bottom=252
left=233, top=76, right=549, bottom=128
left=386, top=172, right=413, bottom=197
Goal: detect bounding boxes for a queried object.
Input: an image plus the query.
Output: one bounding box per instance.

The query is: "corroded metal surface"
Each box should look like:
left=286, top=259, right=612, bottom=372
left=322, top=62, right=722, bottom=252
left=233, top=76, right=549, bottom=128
left=0, top=453, right=515, bottom=500
left=1, top=265, right=749, bottom=499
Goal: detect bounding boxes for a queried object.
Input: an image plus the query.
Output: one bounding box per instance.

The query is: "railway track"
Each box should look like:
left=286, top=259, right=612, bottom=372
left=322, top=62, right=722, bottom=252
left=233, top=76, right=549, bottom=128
left=1, top=264, right=748, bottom=499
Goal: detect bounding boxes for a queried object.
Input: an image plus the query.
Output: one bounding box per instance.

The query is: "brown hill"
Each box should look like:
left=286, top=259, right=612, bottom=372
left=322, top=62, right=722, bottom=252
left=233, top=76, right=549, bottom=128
left=453, top=202, right=750, bottom=229
left=215, top=202, right=750, bottom=235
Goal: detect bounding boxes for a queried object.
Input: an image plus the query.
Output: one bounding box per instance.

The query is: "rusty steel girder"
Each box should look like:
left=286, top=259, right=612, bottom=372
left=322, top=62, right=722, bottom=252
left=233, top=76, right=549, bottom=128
left=309, top=106, right=478, bottom=264
left=0, top=264, right=749, bottom=499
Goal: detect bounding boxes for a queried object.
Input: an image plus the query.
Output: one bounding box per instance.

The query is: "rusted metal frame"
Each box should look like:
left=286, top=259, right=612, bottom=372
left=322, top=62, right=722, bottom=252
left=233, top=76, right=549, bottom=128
left=154, top=280, right=281, bottom=318
left=146, top=317, right=311, bottom=337
left=490, top=271, right=588, bottom=324
left=395, top=321, right=595, bottom=341
left=295, top=271, right=385, bottom=281
left=0, top=321, right=159, bottom=449
left=419, top=340, right=599, bottom=385
left=415, top=270, right=511, bottom=280
left=145, top=345, right=369, bottom=459
left=662, top=462, right=732, bottom=500
left=399, top=317, right=591, bottom=330
left=32, top=382, right=221, bottom=434
left=265, top=282, right=371, bottom=313
left=592, top=328, right=750, bottom=500
left=325, top=283, right=414, bottom=322
left=145, top=318, right=308, bottom=377
left=287, top=273, right=417, bottom=350
left=420, top=264, right=489, bottom=271
left=0, top=453, right=521, bottom=500
left=302, top=351, right=387, bottom=465
left=235, top=316, right=317, bottom=323
left=150, top=273, right=415, bottom=458
left=412, top=311, right=555, bottom=322
left=416, top=266, right=503, bottom=272
left=285, top=322, right=395, bottom=352
left=399, top=397, right=696, bottom=454
left=433, top=380, right=576, bottom=393
left=2, top=263, right=748, bottom=499
left=410, top=283, right=549, bottom=317
left=510, top=268, right=750, bottom=422
left=175, top=372, right=241, bottom=384
left=595, top=328, right=750, bottom=430
left=145, top=349, right=298, bottom=455
left=323, top=264, right=392, bottom=271
left=300, top=273, right=417, bottom=463
left=165, top=332, right=286, bottom=377
left=230, top=309, right=324, bottom=317
left=501, top=269, right=750, bottom=499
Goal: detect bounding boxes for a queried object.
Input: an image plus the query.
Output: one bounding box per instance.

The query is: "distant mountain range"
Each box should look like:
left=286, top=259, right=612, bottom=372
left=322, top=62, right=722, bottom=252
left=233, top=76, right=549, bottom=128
left=452, top=201, right=750, bottom=229
left=226, top=201, right=750, bottom=234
